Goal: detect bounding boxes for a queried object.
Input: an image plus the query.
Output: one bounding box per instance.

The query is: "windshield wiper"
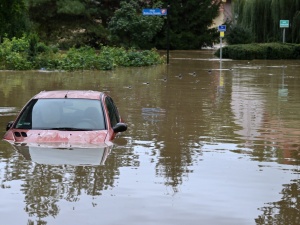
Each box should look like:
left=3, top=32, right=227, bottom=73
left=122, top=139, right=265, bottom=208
left=48, top=127, right=92, bottom=131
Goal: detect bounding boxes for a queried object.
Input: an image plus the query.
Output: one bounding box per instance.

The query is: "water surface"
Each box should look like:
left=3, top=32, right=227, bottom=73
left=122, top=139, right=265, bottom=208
left=0, top=50, right=300, bottom=225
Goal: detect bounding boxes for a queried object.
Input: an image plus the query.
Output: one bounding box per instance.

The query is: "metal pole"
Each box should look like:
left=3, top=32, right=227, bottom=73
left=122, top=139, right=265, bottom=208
left=167, top=2, right=170, bottom=64
left=283, top=28, right=286, bottom=43
left=220, top=37, right=222, bottom=62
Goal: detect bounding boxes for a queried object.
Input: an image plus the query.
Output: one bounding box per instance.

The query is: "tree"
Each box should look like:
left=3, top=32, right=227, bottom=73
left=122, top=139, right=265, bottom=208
left=226, top=24, right=254, bottom=45
left=233, top=0, right=300, bottom=43
left=0, top=0, right=30, bottom=41
left=24, top=0, right=222, bottom=50
left=108, top=0, right=164, bottom=49
left=27, top=0, right=121, bottom=48
left=155, top=0, right=221, bottom=50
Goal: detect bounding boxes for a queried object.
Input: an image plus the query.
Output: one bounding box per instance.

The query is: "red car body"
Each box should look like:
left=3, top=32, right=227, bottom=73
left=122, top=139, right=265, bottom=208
left=3, top=90, right=127, bottom=147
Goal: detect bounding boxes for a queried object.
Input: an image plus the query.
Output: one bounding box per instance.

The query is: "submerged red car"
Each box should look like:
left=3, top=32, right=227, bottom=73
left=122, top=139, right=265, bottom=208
left=3, top=90, right=127, bottom=146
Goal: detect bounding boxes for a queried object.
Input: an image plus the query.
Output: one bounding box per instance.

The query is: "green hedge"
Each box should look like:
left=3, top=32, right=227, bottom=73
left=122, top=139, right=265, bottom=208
left=0, top=36, right=165, bottom=71
left=214, top=43, right=300, bottom=60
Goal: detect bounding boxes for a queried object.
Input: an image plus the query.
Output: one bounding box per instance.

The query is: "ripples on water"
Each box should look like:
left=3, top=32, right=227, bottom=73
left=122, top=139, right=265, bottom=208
left=0, top=107, right=18, bottom=116
left=0, top=53, right=300, bottom=225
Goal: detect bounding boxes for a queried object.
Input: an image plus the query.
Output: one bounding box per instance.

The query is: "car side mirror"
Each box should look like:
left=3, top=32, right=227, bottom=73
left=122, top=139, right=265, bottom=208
left=113, top=123, right=127, bottom=133
left=6, top=121, right=14, bottom=131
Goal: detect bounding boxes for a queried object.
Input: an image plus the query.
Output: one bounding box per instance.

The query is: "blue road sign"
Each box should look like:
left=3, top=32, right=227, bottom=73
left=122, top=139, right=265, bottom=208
left=280, top=20, right=289, bottom=28
left=143, top=8, right=167, bottom=16
left=218, top=25, right=226, bottom=32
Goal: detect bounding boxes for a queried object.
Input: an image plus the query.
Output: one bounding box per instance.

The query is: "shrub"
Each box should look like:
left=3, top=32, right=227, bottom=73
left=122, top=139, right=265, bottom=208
left=0, top=36, right=165, bottom=71
left=36, top=42, right=51, bottom=53
left=5, top=52, right=32, bottom=70
left=215, top=43, right=300, bottom=60
left=114, top=48, right=164, bottom=67
left=34, top=52, right=62, bottom=70
left=59, top=46, right=98, bottom=70
left=226, top=25, right=254, bottom=45
left=292, top=45, right=300, bottom=59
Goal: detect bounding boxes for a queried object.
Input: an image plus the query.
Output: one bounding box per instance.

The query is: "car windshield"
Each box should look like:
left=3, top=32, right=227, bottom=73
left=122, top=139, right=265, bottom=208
left=15, top=99, right=106, bottom=130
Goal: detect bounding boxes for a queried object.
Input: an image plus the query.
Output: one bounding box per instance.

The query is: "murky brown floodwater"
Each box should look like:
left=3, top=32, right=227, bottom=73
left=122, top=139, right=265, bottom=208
left=1, top=50, right=300, bottom=225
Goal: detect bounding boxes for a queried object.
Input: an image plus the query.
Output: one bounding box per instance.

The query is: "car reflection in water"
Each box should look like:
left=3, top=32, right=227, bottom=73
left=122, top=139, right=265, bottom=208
left=7, top=142, right=118, bottom=223
left=12, top=142, right=112, bottom=166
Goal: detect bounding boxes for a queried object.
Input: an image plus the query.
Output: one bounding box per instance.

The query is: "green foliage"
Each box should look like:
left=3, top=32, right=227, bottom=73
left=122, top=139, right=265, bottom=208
left=112, top=47, right=165, bottom=67
left=0, top=36, right=165, bottom=71
left=0, top=0, right=31, bottom=39
left=157, top=0, right=221, bottom=49
left=27, top=33, right=40, bottom=59
left=58, top=46, right=165, bottom=70
left=226, top=24, right=254, bottom=45
left=34, top=51, right=62, bottom=69
left=27, top=0, right=120, bottom=48
left=56, top=0, right=86, bottom=15
left=59, top=46, right=102, bottom=70
left=292, top=11, right=300, bottom=43
left=214, top=43, right=300, bottom=60
left=4, top=52, right=33, bottom=70
left=233, top=0, right=300, bottom=43
left=0, top=36, right=31, bottom=70
left=5, top=0, right=223, bottom=50
left=24, top=0, right=224, bottom=50
left=108, top=1, right=164, bottom=49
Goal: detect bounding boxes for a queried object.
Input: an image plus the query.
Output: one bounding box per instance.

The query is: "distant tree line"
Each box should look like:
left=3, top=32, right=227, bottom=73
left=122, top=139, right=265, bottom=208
left=0, top=0, right=221, bottom=50
left=217, top=0, right=300, bottom=60
left=3, top=0, right=300, bottom=50
left=227, top=0, right=300, bottom=44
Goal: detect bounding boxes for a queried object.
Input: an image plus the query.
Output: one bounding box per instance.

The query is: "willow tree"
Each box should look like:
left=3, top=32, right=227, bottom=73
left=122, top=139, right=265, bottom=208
left=232, top=0, right=300, bottom=43
left=233, top=0, right=273, bottom=42
left=292, top=11, right=300, bottom=43
left=271, top=0, right=300, bottom=43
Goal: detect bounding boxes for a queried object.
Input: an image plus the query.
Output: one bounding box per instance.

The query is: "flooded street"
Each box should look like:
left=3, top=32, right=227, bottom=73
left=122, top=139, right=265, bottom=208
left=1, top=50, right=300, bottom=225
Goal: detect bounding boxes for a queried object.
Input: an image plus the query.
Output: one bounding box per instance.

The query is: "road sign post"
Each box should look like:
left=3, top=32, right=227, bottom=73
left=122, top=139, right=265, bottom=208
left=280, top=20, right=289, bottom=43
left=218, top=25, right=226, bottom=32
left=143, top=8, right=169, bottom=63
left=166, top=3, right=170, bottom=65
left=218, top=25, right=226, bottom=62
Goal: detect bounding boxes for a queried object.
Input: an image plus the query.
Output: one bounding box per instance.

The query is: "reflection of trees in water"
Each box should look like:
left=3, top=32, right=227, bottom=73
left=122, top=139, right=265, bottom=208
left=27, top=218, right=47, bottom=225
left=0, top=141, right=137, bottom=221
left=156, top=146, right=194, bottom=189
left=256, top=179, right=300, bottom=225
left=249, top=143, right=300, bottom=165
left=22, top=164, right=117, bottom=219
left=0, top=150, right=125, bottom=220
left=152, top=68, right=232, bottom=190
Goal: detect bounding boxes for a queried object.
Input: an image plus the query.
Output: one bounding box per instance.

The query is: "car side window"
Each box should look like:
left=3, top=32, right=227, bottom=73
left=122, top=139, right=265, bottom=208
left=105, top=97, right=120, bottom=127
left=15, top=99, right=37, bottom=129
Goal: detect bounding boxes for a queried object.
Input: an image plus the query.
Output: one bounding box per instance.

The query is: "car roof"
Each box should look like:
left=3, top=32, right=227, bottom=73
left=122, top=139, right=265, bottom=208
left=33, top=90, right=105, bottom=100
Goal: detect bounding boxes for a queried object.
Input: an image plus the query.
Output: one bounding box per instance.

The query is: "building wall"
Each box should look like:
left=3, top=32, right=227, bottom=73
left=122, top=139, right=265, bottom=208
left=213, top=0, right=232, bottom=27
